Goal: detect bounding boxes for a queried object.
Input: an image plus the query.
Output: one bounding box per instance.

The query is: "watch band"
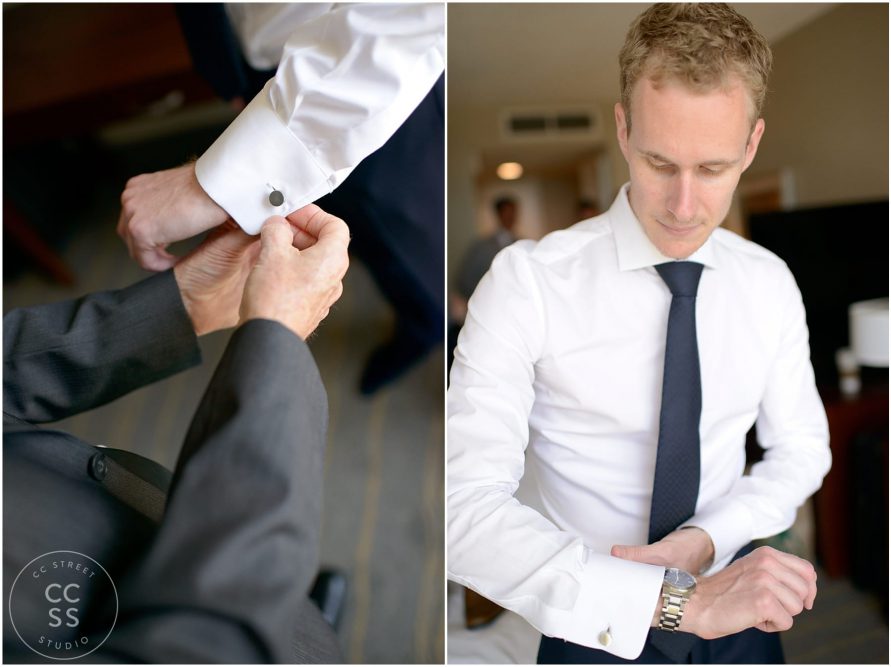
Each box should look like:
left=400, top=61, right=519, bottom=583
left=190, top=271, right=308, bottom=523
left=658, top=586, right=688, bottom=632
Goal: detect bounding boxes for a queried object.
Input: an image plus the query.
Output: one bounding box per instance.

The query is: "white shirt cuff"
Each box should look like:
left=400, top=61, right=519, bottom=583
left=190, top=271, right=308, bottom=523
left=195, top=85, right=335, bottom=235
left=554, top=552, right=664, bottom=660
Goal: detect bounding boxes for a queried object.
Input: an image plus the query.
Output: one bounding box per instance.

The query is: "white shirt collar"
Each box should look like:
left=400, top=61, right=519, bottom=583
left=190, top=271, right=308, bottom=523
left=609, top=182, right=718, bottom=272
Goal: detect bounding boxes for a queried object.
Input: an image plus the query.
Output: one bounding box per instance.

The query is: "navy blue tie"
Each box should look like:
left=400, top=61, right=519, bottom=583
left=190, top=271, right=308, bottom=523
left=648, top=261, right=704, bottom=543
left=648, top=261, right=704, bottom=662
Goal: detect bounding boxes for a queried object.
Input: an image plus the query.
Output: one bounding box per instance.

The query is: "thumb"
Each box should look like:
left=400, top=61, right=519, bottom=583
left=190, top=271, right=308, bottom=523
left=611, top=544, right=659, bottom=564
left=208, top=220, right=257, bottom=253
left=141, top=247, right=179, bottom=272
left=259, top=216, right=294, bottom=257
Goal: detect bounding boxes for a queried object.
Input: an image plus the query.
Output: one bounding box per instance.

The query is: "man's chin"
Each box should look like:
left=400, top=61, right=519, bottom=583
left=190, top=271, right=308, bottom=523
left=654, top=236, right=705, bottom=260
left=642, top=221, right=708, bottom=260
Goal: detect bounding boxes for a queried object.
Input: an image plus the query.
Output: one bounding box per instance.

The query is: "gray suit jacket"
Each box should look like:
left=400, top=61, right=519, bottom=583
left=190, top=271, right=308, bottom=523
left=3, top=271, right=340, bottom=663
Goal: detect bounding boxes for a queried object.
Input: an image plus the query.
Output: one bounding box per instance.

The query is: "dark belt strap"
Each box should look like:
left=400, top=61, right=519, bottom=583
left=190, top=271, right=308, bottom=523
left=87, top=449, right=170, bottom=523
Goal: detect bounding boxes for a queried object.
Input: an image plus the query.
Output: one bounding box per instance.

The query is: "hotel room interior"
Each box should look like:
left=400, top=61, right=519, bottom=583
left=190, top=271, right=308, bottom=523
left=446, top=3, right=888, bottom=663
left=2, top=2, right=888, bottom=665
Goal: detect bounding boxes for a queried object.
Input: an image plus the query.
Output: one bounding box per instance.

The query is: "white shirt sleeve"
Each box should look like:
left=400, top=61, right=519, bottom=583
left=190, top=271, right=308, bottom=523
left=448, top=246, right=665, bottom=661
left=195, top=3, right=445, bottom=235
left=681, top=268, right=832, bottom=568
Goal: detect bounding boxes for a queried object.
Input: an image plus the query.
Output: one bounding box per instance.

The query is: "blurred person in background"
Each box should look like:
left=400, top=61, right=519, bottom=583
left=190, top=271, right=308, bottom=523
left=577, top=198, right=600, bottom=222
left=448, top=196, right=519, bottom=372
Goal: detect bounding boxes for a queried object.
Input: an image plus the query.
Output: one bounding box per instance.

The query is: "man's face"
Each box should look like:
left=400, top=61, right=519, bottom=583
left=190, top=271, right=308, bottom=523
left=615, top=76, right=765, bottom=259
left=497, top=202, right=517, bottom=230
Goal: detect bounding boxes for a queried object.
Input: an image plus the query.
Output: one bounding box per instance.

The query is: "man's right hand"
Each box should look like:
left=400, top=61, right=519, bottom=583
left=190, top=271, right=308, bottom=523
left=678, top=546, right=817, bottom=639
left=118, top=163, right=229, bottom=271
left=240, top=206, right=350, bottom=339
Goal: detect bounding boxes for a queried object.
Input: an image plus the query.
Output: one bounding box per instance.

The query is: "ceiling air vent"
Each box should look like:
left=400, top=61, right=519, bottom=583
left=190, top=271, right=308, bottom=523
left=501, top=107, right=603, bottom=143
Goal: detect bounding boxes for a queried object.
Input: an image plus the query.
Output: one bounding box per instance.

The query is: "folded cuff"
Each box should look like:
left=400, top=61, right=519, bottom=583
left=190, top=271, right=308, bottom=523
left=195, top=85, right=333, bottom=235
left=532, top=551, right=664, bottom=660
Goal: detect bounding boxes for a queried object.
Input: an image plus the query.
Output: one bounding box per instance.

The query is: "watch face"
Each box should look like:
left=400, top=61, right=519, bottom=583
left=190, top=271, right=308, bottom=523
left=664, top=567, right=696, bottom=590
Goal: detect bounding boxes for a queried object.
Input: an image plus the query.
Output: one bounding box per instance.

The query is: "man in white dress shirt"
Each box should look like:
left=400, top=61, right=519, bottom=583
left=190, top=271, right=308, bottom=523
left=448, top=4, right=831, bottom=663
left=117, top=3, right=445, bottom=393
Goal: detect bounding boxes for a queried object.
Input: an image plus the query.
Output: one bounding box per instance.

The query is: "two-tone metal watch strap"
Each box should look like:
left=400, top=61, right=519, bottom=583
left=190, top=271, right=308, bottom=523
left=658, top=587, right=688, bottom=632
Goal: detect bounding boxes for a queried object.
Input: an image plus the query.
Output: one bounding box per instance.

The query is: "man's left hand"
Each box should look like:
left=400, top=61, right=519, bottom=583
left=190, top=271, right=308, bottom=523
left=173, top=220, right=260, bottom=336
left=611, top=527, right=716, bottom=574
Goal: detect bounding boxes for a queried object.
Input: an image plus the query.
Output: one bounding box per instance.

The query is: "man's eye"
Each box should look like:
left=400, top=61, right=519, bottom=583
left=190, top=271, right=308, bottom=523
left=650, top=161, right=672, bottom=172
left=700, top=166, right=722, bottom=176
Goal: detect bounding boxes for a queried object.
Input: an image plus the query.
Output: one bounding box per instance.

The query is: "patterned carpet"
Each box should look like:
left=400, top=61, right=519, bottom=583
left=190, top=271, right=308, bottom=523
left=4, top=127, right=444, bottom=663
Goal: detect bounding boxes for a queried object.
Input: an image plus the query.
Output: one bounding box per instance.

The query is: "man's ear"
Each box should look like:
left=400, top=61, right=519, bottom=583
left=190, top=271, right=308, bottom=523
left=615, top=102, right=631, bottom=162
left=742, top=118, right=765, bottom=172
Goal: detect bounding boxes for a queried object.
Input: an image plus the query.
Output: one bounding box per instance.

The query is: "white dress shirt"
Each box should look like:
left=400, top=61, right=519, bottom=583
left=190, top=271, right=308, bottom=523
left=195, top=3, right=445, bottom=234
left=447, top=183, right=831, bottom=660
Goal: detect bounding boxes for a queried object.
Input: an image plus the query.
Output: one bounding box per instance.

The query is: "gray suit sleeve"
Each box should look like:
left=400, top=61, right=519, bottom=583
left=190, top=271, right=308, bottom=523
left=99, top=319, right=328, bottom=663
left=3, top=271, right=201, bottom=424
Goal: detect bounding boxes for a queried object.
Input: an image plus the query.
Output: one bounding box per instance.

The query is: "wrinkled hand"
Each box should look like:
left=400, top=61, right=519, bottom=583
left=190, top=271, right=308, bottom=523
left=681, top=546, right=817, bottom=639
left=612, top=527, right=715, bottom=575
left=118, top=163, right=228, bottom=271
left=240, top=205, right=350, bottom=339
left=173, top=221, right=260, bottom=336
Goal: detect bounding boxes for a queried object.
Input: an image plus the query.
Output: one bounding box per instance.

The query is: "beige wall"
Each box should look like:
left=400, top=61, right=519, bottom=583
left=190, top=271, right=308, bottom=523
left=752, top=3, right=889, bottom=207
left=447, top=109, right=480, bottom=284
left=447, top=104, right=620, bottom=284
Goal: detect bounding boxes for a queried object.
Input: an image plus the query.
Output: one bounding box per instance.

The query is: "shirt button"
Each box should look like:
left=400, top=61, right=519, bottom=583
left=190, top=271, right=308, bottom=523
left=88, top=453, right=107, bottom=481
left=598, top=629, right=612, bottom=647
left=269, top=190, right=284, bottom=206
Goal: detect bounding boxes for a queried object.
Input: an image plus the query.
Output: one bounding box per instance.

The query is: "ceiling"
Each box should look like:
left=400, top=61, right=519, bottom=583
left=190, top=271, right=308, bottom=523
left=449, top=3, right=837, bottom=176
left=449, top=3, right=837, bottom=110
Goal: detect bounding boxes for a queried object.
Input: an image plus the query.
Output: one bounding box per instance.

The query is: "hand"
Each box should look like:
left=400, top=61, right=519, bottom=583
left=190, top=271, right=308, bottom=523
left=680, top=546, right=817, bottom=639
left=612, top=527, right=715, bottom=575
left=118, top=163, right=229, bottom=271
left=173, top=221, right=260, bottom=336
left=450, top=292, right=469, bottom=323
left=240, top=205, right=350, bottom=339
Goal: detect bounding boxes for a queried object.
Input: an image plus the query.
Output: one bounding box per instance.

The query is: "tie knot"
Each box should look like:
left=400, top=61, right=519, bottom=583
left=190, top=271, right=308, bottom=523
left=655, top=262, right=703, bottom=297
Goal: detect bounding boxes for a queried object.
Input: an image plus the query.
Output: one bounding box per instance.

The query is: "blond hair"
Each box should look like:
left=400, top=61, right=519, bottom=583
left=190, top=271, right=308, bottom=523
left=619, top=3, right=772, bottom=130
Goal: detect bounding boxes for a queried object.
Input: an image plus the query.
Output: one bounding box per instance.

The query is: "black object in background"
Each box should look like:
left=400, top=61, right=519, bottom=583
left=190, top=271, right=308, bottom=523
left=849, top=429, right=889, bottom=616
left=748, top=200, right=889, bottom=387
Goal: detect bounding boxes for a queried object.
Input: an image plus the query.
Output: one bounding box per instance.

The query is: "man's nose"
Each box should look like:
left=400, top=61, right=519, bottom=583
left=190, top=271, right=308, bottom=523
left=666, top=174, right=696, bottom=225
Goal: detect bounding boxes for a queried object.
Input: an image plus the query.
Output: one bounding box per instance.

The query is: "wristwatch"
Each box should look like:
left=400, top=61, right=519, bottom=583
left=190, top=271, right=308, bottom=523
left=658, top=568, right=696, bottom=632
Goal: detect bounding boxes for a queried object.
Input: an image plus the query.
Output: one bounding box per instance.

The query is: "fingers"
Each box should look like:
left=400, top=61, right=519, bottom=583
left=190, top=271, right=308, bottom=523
left=259, top=216, right=295, bottom=257
left=119, top=208, right=178, bottom=271
left=138, top=246, right=179, bottom=272
left=756, top=604, right=794, bottom=633
left=610, top=544, right=635, bottom=559
left=760, top=560, right=812, bottom=610
left=207, top=220, right=257, bottom=254
left=747, top=547, right=817, bottom=610
left=285, top=203, right=325, bottom=234
left=610, top=544, right=666, bottom=566
left=290, top=226, right=319, bottom=250
left=315, top=212, right=350, bottom=246
left=752, top=570, right=805, bottom=621
left=805, top=573, right=818, bottom=610
left=286, top=204, right=350, bottom=246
